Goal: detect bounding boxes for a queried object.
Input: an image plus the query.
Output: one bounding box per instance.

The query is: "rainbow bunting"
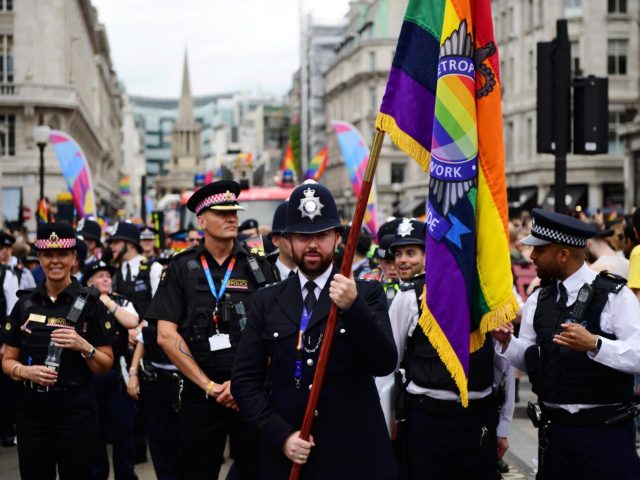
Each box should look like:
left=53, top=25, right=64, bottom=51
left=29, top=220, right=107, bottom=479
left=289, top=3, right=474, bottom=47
left=331, top=121, right=378, bottom=237
left=49, top=130, right=97, bottom=218
left=119, top=175, right=131, bottom=195
left=304, top=147, right=329, bottom=181
left=376, top=0, right=518, bottom=406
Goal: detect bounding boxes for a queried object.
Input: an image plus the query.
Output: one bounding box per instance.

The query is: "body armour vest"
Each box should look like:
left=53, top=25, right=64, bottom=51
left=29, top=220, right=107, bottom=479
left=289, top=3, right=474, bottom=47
left=527, top=272, right=634, bottom=404
left=109, top=292, right=132, bottom=360
left=405, top=276, right=494, bottom=392
left=113, top=259, right=153, bottom=318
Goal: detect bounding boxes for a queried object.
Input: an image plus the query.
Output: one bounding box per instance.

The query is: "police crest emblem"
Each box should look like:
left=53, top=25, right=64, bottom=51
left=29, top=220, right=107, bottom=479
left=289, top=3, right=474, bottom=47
left=397, top=218, right=414, bottom=238
left=298, top=188, right=324, bottom=221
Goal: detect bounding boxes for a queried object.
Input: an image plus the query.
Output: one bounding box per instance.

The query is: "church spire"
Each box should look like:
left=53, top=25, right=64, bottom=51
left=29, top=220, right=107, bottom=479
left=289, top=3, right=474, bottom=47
left=176, top=48, right=196, bottom=126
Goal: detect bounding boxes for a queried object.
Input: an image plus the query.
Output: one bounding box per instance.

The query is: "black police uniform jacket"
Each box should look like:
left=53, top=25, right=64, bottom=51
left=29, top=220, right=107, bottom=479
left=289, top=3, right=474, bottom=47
left=231, top=269, right=398, bottom=480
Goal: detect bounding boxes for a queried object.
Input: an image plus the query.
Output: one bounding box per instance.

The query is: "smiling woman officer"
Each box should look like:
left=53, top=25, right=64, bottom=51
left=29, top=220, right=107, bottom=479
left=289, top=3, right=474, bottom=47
left=0, top=222, right=117, bottom=480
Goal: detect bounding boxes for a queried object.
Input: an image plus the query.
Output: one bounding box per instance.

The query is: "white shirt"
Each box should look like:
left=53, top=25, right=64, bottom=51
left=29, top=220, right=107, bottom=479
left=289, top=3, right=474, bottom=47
left=499, top=262, right=640, bottom=413
left=298, top=265, right=333, bottom=302
left=7, top=257, right=37, bottom=290
left=121, top=255, right=163, bottom=296
left=276, top=257, right=296, bottom=280
left=2, top=267, right=18, bottom=315
left=379, top=288, right=515, bottom=437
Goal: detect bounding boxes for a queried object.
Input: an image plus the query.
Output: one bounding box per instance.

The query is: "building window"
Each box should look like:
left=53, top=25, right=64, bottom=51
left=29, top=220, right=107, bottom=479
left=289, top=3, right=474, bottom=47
left=0, top=1, right=12, bottom=12
left=369, top=86, right=377, bottom=111
left=608, top=0, right=627, bottom=13
left=526, top=117, right=533, bottom=160
left=0, top=35, right=13, bottom=83
left=563, top=0, right=582, bottom=16
left=608, top=111, right=624, bottom=154
left=391, top=163, right=405, bottom=184
left=538, top=0, right=544, bottom=25
left=0, top=114, right=15, bottom=156
left=526, top=0, right=534, bottom=30
left=570, top=40, right=580, bottom=76
left=505, top=121, right=515, bottom=163
left=369, top=51, right=376, bottom=72
left=528, top=50, right=534, bottom=83
left=608, top=39, right=628, bottom=75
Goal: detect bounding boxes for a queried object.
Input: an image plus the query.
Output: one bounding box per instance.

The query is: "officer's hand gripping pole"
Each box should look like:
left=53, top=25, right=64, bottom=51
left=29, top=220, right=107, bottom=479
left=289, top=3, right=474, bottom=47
left=288, top=129, right=385, bottom=480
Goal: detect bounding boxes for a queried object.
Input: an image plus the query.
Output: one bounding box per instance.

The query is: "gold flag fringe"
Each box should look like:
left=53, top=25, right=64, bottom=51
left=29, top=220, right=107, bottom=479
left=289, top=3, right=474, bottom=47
left=469, top=295, right=520, bottom=352
left=418, top=285, right=470, bottom=407
left=375, top=113, right=431, bottom=172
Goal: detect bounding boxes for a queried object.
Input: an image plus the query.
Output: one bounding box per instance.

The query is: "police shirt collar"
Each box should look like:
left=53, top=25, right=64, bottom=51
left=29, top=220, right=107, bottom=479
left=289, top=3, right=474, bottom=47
left=558, top=262, right=593, bottom=295
left=298, top=264, right=333, bottom=295
left=36, top=277, right=81, bottom=301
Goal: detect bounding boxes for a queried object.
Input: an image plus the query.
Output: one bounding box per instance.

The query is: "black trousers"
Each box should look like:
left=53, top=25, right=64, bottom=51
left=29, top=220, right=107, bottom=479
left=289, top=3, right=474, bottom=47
left=540, top=419, right=640, bottom=480
left=145, top=369, right=180, bottom=480
left=16, top=383, right=98, bottom=480
left=179, top=378, right=260, bottom=480
left=405, top=401, right=500, bottom=480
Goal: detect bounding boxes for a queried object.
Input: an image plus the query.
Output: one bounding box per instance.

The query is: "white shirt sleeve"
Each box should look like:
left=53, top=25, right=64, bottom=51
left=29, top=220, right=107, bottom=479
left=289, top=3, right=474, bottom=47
left=3, top=269, right=18, bottom=315
left=587, top=286, right=640, bottom=374
left=149, top=262, right=163, bottom=296
left=494, top=350, right=515, bottom=438
left=19, top=269, right=37, bottom=290
left=497, top=289, right=540, bottom=372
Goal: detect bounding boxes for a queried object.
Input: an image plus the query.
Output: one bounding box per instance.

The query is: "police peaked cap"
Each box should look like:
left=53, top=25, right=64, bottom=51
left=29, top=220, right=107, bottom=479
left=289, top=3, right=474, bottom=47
left=389, top=218, right=426, bottom=250
left=139, top=226, right=157, bottom=240
left=34, top=222, right=77, bottom=250
left=283, top=181, right=344, bottom=234
left=0, top=231, right=15, bottom=248
left=520, top=208, right=597, bottom=248
left=109, top=222, right=142, bottom=253
left=239, top=218, right=259, bottom=233
left=270, top=201, right=289, bottom=236
left=77, top=218, right=102, bottom=246
left=81, top=260, right=115, bottom=285
left=375, top=234, right=397, bottom=261
left=186, top=180, right=244, bottom=215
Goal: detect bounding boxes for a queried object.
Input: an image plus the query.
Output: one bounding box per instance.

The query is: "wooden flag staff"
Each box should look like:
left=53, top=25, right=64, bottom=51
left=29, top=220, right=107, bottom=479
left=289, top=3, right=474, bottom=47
left=289, top=129, right=386, bottom=480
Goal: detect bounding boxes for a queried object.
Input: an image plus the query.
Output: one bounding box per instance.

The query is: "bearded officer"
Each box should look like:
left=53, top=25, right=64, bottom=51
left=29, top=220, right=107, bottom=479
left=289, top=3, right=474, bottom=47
left=231, top=181, right=398, bottom=480
left=148, top=180, right=276, bottom=480
left=493, top=208, right=640, bottom=479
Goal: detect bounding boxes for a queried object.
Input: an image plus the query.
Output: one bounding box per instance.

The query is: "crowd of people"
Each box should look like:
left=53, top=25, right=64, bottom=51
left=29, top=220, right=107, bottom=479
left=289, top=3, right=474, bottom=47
left=0, top=179, right=638, bottom=480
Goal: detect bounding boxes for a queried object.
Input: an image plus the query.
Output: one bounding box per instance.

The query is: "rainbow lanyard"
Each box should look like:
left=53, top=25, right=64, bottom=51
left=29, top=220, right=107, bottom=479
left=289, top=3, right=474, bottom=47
left=294, top=305, right=312, bottom=389
left=200, top=254, right=236, bottom=332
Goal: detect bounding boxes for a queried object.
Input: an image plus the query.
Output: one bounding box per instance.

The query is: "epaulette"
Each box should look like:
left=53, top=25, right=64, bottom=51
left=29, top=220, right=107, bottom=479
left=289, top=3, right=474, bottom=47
left=79, top=285, right=100, bottom=301
left=594, top=271, right=627, bottom=294
left=16, top=288, right=36, bottom=298
left=400, top=282, right=415, bottom=292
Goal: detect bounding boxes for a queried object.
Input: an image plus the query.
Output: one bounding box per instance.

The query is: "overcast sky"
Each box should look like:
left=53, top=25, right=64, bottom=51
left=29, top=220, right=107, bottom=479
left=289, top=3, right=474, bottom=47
left=91, top=0, right=350, bottom=98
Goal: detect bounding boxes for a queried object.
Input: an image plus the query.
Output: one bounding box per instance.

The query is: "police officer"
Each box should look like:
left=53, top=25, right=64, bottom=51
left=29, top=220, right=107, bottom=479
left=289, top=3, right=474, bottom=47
left=231, top=181, right=398, bottom=479
left=83, top=260, right=140, bottom=480
left=77, top=218, right=103, bottom=263
left=268, top=201, right=296, bottom=280
left=149, top=180, right=276, bottom=480
left=0, top=222, right=117, bottom=479
left=493, top=209, right=640, bottom=479
left=384, top=218, right=514, bottom=480
left=140, top=226, right=159, bottom=261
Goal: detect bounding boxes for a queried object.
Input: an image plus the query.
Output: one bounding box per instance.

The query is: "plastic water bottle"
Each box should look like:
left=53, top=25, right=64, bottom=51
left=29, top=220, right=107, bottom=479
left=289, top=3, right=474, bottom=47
left=44, top=339, right=62, bottom=372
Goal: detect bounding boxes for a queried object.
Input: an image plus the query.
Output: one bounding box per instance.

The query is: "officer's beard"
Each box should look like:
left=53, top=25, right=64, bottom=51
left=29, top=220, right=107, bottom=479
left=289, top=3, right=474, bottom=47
left=292, top=243, right=336, bottom=279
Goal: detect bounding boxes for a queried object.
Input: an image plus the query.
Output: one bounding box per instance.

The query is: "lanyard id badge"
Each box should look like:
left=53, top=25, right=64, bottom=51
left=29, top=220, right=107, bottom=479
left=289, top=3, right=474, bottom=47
left=200, top=254, right=236, bottom=351
left=294, top=306, right=312, bottom=389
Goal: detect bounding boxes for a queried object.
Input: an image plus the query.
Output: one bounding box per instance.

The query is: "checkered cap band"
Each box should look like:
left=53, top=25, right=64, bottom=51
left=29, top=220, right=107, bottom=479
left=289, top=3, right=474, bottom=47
left=35, top=238, right=77, bottom=250
left=195, top=192, right=239, bottom=214
left=532, top=222, right=586, bottom=247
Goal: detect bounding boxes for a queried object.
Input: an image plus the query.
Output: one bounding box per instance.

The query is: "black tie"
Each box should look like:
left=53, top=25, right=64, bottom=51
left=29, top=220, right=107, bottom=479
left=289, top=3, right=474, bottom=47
left=288, top=270, right=296, bottom=278
left=304, top=281, right=317, bottom=313
left=125, top=262, right=132, bottom=283
left=558, top=282, right=568, bottom=308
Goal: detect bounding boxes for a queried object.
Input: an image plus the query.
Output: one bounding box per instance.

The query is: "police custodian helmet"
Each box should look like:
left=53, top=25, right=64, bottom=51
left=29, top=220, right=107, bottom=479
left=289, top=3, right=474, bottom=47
left=34, top=222, right=77, bottom=250
left=283, top=181, right=344, bottom=235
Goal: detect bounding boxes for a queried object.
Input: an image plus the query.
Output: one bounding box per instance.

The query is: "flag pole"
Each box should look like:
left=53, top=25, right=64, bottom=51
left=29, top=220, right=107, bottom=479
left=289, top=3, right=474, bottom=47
left=289, top=129, right=385, bottom=480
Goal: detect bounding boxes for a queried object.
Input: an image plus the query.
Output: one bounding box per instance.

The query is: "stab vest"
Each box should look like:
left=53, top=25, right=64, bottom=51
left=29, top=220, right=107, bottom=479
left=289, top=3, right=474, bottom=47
left=528, top=272, right=634, bottom=404
left=109, top=292, right=132, bottom=359
left=405, top=276, right=493, bottom=392
left=113, top=258, right=153, bottom=318
left=0, top=266, right=7, bottom=323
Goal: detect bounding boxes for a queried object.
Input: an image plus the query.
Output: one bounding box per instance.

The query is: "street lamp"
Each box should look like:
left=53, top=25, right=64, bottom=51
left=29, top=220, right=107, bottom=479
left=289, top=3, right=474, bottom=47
left=33, top=117, right=51, bottom=220
left=391, top=182, right=402, bottom=216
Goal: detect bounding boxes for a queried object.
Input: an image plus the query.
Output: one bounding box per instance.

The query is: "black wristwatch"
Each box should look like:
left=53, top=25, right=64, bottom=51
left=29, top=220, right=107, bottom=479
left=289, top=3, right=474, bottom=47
left=593, top=336, right=603, bottom=354
left=81, top=346, right=96, bottom=359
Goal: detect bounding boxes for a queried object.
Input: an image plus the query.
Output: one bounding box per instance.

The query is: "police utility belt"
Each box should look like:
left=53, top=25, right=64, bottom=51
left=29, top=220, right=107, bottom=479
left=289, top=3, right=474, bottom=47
left=527, top=402, right=627, bottom=428
left=406, top=392, right=495, bottom=416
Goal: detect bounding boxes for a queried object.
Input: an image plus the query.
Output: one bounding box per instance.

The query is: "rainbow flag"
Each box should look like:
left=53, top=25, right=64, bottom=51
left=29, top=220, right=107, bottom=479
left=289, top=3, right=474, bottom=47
left=49, top=130, right=97, bottom=218
left=119, top=175, right=131, bottom=195
left=304, top=147, right=329, bottom=181
left=37, top=198, right=49, bottom=224
left=280, top=141, right=296, bottom=174
left=331, top=121, right=378, bottom=237
left=376, top=0, right=517, bottom=406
